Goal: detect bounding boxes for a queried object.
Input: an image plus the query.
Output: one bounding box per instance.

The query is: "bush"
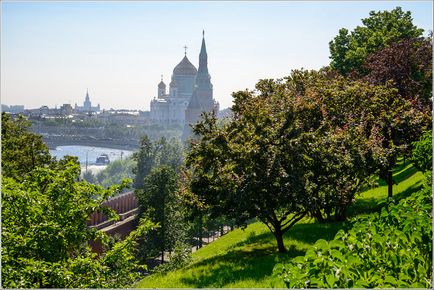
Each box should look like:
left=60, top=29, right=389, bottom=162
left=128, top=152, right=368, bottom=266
left=412, top=130, right=432, bottom=173
left=151, top=241, right=192, bottom=274
left=273, top=177, right=432, bottom=288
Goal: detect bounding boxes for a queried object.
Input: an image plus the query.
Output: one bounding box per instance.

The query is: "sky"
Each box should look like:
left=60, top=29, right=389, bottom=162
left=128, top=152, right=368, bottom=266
left=1, top=1, right=432, bottom=111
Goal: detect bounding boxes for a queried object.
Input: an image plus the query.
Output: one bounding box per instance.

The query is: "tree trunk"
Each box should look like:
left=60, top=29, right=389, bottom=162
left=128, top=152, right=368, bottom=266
left=315, top=209, right=325, bottom=223
left=161, top=250, right=164, bottom=263
left=198, top=213, right=203, bottom=248
left=387, top=169, right=393, bottom=198
left=273, top=228, right=286, bottom=253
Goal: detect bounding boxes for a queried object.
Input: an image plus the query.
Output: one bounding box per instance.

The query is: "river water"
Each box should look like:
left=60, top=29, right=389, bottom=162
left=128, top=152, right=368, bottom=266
left=49, top=145, right=134, bottom=174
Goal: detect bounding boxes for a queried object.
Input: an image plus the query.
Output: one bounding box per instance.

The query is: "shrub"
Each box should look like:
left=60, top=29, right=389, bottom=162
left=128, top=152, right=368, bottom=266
left=273, top=179, right=432, bottom=288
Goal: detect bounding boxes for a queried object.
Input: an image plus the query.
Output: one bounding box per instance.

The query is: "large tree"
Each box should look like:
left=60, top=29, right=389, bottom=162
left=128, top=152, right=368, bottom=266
left=363, top=37, right=432, bottom=104
left=329, top=7, right=424, bottom=75
left=358, top=37, right=433, bottom=197
left=135, top=165, right=186, bottom=263
left=186, top=77, right=316, bottom=253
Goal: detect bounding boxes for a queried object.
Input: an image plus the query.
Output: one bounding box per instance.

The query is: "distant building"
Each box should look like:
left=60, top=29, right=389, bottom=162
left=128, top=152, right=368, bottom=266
left=2, top=104, right=25, bottom=114
left=150, top=31, right=219, bottom=136
left=75, top=89, right=100, bottom=113
left=60, top=104, right=74, bottom=115
left=182, top=31, right=219, bottom=141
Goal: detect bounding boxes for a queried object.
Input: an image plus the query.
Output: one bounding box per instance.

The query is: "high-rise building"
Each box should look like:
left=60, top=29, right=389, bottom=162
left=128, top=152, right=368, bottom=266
left=75, top=89, right=101, bottom=113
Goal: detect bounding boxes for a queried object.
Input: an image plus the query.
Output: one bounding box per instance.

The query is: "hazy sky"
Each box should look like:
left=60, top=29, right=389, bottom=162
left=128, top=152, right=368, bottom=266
left=1, top=1, right=432, bottom=110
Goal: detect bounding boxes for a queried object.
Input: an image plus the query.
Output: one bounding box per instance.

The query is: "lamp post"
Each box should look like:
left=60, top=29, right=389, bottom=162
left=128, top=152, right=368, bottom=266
left=85, top=147, right=95, bottom=173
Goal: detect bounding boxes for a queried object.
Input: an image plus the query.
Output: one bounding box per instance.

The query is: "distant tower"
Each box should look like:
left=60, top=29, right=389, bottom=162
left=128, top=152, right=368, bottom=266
left=158, top=75, right=166, bottom=98
left=195, top=30, right=214, bottom=108
left=169, top=79, right=178, bottom=97
left=182, top=30, right=215, bottom=141
left=84, top=89, right=91, bottom=110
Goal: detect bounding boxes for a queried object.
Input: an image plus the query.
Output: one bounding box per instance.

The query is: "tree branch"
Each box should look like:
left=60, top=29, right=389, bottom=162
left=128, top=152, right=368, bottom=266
left=281, top=211, right=307, bottom=232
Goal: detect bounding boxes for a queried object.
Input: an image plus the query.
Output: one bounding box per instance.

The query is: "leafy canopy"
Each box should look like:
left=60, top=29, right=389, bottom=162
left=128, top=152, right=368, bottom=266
left=329, top=7, right=424, bottom=75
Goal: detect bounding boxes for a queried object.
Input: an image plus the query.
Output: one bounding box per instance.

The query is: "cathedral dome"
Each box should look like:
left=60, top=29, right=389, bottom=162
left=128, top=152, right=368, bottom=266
left=173, top=56, right=197, bottom=76
left=158, top=80, right=166, bottom=88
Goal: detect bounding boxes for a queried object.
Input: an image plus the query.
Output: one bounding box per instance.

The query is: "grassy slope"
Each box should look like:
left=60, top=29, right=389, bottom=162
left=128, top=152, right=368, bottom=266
left=135, top=163, right=424, bottom=288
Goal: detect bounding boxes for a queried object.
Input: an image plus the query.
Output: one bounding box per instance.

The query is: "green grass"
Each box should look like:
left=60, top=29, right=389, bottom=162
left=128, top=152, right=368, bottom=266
left=348, top=161, right=424, bottom=217
left=135, top=220, right=343, bottom=288
left=134, top=163, right=425, bottom=288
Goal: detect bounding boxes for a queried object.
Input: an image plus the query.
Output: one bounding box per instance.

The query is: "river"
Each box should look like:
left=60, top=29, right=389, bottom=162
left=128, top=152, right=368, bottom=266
left=49, top=145, right=134, bottom=174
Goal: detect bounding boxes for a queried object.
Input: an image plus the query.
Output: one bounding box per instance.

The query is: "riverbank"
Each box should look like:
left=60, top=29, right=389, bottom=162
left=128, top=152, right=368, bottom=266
left=43, top=137, right=139, bottom=151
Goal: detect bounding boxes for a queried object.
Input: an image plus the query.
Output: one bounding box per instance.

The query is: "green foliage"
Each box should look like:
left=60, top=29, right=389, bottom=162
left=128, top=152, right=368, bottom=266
left=273, top=180, right=432, bottom=288
left=412, top=130, right=432, bottom=173
left=135, top=165, right=188, bottom=262
left=151, top=241, right=192, bottom=274
left=330, top=7, right=424, bottom=75
left=135, top=165, right=423, bottom=288
left=1, top=114, right=155, bottom=287
left=1, top=113, right=52, bottom=179
left=1, top=159, right=155, bottom=287
left=82, top=169, right=97, bottom=184
left=133, top=136, right=183, bottom=188
left=95, top=157, right=136, bottom=188
left=363, top=37, right=432, bottom=106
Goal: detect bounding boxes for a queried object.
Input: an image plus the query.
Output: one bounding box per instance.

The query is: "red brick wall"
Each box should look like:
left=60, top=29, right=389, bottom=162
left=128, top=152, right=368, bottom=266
left=87, top=191, right=138, bottom=226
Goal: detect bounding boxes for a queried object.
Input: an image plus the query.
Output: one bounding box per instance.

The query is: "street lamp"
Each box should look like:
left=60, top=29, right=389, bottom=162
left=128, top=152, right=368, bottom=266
left=85, top=147, right=95, bottom=173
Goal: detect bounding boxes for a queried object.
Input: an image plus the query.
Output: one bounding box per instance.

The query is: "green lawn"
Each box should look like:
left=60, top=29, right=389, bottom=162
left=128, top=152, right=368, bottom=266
left=134, top=163, right=425, bottom=288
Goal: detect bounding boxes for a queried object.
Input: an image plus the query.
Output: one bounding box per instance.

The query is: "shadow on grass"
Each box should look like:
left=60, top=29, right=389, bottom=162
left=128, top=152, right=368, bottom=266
left=368, top=161, right=416, bottom=187
left=393, top=164, right=418, bottom=184
left=348, top=182, right=423, bottom=217
left=178, top=221, right=345, bottom=288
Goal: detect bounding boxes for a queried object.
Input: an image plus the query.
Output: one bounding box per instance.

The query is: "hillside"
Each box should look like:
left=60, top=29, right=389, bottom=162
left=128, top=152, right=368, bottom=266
left=135, top=162, right=425, bottom=288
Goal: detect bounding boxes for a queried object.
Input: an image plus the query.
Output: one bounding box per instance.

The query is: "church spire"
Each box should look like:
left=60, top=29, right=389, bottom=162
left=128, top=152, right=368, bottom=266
left=199, top=30, right=207, bottom=59
left=198, top=30, right=208, bottom=76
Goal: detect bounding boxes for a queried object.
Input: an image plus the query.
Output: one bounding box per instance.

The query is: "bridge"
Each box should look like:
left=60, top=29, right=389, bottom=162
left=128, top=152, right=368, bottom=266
left=88, top=190, right=139, bottom=254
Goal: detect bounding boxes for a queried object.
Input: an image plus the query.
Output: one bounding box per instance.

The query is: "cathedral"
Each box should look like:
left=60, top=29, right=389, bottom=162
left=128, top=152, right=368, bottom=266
left=150, top=31, right=219, bottom=140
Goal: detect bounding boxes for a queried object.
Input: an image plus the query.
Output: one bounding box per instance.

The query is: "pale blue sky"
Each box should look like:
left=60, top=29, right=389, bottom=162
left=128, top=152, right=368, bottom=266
left=1, top=1, right=432, bottom=110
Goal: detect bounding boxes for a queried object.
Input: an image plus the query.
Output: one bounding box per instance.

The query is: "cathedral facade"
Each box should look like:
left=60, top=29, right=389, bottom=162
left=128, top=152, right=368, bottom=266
left=150, top=32, right=219, bottom=140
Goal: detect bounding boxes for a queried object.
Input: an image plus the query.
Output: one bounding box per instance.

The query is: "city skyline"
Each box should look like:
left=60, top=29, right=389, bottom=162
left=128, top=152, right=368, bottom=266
left=2, top=1, right=432, bottom=110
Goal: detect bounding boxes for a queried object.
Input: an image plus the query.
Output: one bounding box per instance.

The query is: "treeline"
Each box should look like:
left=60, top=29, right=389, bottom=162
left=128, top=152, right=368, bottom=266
left=31, top=118, right=183, bottom=142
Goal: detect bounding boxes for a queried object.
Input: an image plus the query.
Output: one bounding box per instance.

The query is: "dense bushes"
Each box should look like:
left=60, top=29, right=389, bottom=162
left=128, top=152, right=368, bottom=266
left=273, top=175, right=432, bottom=288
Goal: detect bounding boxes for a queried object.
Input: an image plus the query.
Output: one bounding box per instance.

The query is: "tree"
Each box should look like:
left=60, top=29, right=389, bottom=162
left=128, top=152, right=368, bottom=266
left=83, top=170, right=97, bottom=184
left=186, top=77, right=315, bottom=253
left=330, top=7, right=424, bottom=75
left=96, top=157, right=136, bottom=188
left=1, top=113, right=52, bottom=179
left=132, top=136, right=183, bottom=189
left=412, top=130, right=432, bottom=173
left=363, top=37, right=432, bottom=111
left=133, top=135, right=156, bottom=188
left=135, top=166, right=186, bottom=263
